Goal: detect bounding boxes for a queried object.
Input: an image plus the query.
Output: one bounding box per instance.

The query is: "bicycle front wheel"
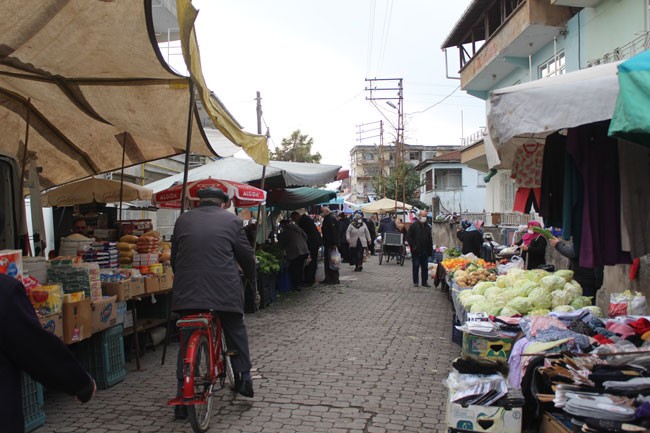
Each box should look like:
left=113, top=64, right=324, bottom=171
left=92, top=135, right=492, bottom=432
left=188, top=335, right=214, bottom=433
left=221, top=330, right=236, bottom=390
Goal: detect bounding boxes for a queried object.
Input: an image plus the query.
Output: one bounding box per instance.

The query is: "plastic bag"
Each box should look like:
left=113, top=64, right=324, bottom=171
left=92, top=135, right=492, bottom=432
left=497, top=256, right=524, bottom=275
left=329, top=247, right=341, bottom=270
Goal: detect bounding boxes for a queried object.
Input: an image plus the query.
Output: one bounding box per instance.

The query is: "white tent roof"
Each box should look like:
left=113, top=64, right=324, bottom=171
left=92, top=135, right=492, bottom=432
left=146, top=157, right=342, bottom=192
left=486, top=61, right=621, bottom=169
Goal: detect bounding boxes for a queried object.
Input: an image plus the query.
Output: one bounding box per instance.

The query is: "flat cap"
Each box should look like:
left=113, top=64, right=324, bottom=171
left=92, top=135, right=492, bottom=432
left=197, top=186, right=229, bottom=201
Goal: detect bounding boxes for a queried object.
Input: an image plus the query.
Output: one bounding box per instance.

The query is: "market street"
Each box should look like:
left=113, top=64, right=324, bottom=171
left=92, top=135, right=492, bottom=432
left=38, top=258, right=458, bottom=433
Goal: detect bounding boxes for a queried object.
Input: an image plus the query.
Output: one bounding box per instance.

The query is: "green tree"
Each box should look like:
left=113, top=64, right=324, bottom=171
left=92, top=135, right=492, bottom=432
left=374, top=162, right=427, bottom=209
left=271, top=130, right=322, bottom=163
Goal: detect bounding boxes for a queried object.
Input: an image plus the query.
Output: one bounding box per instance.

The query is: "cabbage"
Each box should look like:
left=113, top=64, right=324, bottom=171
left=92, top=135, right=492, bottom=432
left=551, top=290, right=574, bottom=309
left=570, top=296, right=593, bottom=309
left=496, top=275, right=512, bottom=289
left=564, top=282, right=583, bottom=298
left=507, top=296, right=532, bottom=314
left=508, top=268, right=526, bottom=280
left=500, top=306, right=521, bottom=317
left=529, top=287, right=552, bottom=309
left=495, top=290, right=518, bottom=305
left=525, top=269, right=550, bottom=283
left=582, top=305, right=603, bottom=317
left=457, top=289, right=474, bottom=300
left=552, top=305, right=575, bottom=313
left=528, top=309, right=551, bottom=316
left=472, top=281, right=496, bottom=295
left=461, top=294, right=486, bottom=309
left=484, top=286, right=504, bottom=301
left=554, top=270, right=574, bottom=282
left=540, top=275, right=566, bottom=293
left=513, top=280, right=537, bottom=297
left=470, top=301, right=491, bottom=314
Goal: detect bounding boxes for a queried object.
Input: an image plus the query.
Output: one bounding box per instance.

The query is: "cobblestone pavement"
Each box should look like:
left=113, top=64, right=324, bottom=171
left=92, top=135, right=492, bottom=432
left=39, top=256, right=459, bottom=433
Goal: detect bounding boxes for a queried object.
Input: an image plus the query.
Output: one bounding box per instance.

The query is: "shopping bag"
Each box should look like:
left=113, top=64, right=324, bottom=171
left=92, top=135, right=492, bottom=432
left=329, top=247, right=341, bottom=270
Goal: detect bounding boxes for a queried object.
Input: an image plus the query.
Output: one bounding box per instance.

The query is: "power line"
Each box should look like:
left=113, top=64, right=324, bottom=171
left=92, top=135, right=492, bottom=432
left=406, top=85, right=460, bottom=115
left=376, top=0, right=394, bottom=74
left=366, top=0, right=376, bottom=75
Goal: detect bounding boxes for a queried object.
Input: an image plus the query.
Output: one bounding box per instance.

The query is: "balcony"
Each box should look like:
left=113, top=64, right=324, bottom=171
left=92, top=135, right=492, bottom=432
left=442, top=0, right=573, bottom=95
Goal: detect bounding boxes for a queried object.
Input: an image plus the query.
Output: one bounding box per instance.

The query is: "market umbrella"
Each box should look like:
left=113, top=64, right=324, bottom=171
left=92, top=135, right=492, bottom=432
left=609, top=50, right=650, bottom=147
left=361, top=198, right=413, bottom=214
left=266, top=188, right=337, bottom=210
left=153, top=178, right=266, bottom=209
left=41, top=177, right=153, bottom=207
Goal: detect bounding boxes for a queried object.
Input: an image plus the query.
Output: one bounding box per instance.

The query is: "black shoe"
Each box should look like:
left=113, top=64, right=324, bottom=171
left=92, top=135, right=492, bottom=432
left=319, top=279, right=331, bottom=284
left=421, top=283, right=431, bottom=288
left=238, top=378, right=254, bottom=398
left=174, top=405, right=188, bottom=420
left=413, top=283, right=419, bottom=287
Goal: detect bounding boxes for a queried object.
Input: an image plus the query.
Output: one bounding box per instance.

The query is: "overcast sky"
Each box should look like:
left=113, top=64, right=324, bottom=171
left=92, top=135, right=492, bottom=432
left=181, top=0, right=484, bottom=168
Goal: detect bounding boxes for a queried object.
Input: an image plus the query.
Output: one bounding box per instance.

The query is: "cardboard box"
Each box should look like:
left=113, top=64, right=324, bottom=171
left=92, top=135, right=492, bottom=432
left=102, top=280, right=131, bottom=301
left=39, top=313, right=63, bottom=340
left=158, top=270, right=173, bottom=291
left=461, top=332, right=514, bottom=361
left=539, top=411, right=572, bottom=433
left=144, top=275, right=160, bottom=293
left=130, top=277, right=145, bottom=298
left=447, top=394, right=522, bottom=433
left=63, top=298, right=92, bottom=344
left=124, top=309, right=134, bottom=329
left=0, top=249, right=23, bottom=281
left=115, top=301, right=127, bottom=325
left=91, top=295, right=118, bottom=332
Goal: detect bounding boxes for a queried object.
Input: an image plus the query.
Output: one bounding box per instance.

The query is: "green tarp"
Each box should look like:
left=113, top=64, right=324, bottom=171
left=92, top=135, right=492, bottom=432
left=267, top=188, right=337, bottom=210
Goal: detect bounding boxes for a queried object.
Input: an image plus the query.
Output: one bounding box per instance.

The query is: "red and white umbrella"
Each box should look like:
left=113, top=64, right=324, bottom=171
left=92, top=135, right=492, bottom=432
left=153, top=178, right=266, bottom=209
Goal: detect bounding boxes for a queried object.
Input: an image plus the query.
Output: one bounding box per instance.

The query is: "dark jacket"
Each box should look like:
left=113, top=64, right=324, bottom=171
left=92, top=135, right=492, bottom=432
left=406, top=221, right=433, bottom=257
left=379, top=217, right=398, bottom=236
left=363, top=218, right=376, bottom=241
left=297, top=214, right=322, bottom=250
left=321, top=213, right=339, bottom=248
left=554, top=240, right=604, bottom=297
left=0, top=275, right=94, bottom=433
left=457, top=229, right=483, bottom=257
left=516, top=236, right=548, bottom=270
left=171, top=205, right=256, bottom=313
left=278, top=223, right=309, bottom=260
left=338, top=216, right=350, bottom=245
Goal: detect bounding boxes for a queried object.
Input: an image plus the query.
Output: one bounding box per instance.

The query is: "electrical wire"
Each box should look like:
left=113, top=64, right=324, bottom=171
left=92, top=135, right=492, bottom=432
left=369, top=99, right=397, bottom=131
left=406, top=85, right=460, bottom=115
left=366, top=0, right=376, bottom=75
left=376, top=0, right=394, bottom=75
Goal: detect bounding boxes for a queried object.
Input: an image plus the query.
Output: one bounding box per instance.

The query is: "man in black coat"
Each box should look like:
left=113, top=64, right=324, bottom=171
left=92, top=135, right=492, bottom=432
left=0, top=211, right=95, bottom=433
left=171, top=187, right=257, bottom=417
left=363, top=215, right=377, bottom=255
left=338, top=212, right=350, bottom=264
left=320, top=206, right=340, bottom=284
left=406, top=210, right=434, bottom=287
left=291, top=211, right=322, bottom=285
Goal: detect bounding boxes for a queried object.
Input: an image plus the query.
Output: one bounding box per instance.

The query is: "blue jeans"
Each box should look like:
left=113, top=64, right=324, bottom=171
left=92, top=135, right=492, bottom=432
left=412, top=252, right=429, bottom=285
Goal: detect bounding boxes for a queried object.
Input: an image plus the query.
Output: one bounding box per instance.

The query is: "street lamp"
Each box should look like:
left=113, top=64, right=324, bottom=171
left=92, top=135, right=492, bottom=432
left=386, top=101, right=397, bottom=109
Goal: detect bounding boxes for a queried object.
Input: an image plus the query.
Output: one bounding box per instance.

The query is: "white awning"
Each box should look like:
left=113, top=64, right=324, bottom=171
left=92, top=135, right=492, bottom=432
left=486, top=61, right=621, bottom=168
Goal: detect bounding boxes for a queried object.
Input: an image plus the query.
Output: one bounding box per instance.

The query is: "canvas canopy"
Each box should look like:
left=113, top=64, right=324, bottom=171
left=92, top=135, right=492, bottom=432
left=146, top=157, right=342, bottom=192
left=486, top=61, right=621, bottom=169
left=41, top=177, right=153, bottom=207
left=0, top=0, right=268, bottom=190
left=361, top=198, right=413, bottom=214
left=266, top=188, right=337, bottom=211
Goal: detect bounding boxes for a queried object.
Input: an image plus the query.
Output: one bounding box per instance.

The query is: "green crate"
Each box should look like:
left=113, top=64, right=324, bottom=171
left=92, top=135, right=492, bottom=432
left=22, top=373, right=45, bottom=432
left=75, top=325, right=126, bottom=389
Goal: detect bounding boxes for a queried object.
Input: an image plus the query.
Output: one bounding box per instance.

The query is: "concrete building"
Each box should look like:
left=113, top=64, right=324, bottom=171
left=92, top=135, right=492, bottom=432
left=442, top=0, right=650, bottom=219
left=414, top=150, right=487, bottom=215
left=349, top=144, right=461, bottom=203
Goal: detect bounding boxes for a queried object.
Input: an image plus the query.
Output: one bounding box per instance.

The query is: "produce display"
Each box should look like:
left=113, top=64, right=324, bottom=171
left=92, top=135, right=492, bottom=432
left=456, top=268, right=601, bottom=317
left=441, top=257, right=496, bottom=273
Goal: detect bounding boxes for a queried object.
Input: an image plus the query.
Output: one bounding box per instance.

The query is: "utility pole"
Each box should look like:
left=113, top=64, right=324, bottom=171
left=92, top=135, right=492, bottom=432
left=355, top=120, right=384, bottom=199
left=365, top=78, right=404, bottom=214
left=255, top=91, right=266, bottom=250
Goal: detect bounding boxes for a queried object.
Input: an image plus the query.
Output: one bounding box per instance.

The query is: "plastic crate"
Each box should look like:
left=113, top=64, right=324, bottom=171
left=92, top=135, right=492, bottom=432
left=22, top=373, right=45, bottom=432
left=75, top=325, right=126, bottom=389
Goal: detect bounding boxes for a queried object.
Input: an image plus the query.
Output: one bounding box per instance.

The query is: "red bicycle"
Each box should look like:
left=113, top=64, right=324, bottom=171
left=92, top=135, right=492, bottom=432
left=167, top=312, right=236, bottom=433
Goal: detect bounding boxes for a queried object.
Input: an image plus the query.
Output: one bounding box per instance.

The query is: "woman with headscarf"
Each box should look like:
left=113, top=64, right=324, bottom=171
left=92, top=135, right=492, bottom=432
left=456, top=220, right=483, bottom=257
left=515, top=221, right=548, bottom=270
left=346, top=212, right=372, bottom=272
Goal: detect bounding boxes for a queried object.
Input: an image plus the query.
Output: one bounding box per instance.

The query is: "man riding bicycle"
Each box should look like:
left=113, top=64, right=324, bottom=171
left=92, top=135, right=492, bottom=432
left=170, top=186, right=256, bottom=419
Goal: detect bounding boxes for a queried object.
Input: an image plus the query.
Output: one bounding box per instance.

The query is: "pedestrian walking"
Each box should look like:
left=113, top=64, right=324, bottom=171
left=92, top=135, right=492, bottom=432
left=291, top=211, right=322, bottom=286
left=277, top=219, right=310, bottom=291
left=363, top=214, right=377, bottom=256
left=346, top=213, right=372, bottom=271
left=338, top=212, right=351, bottom=264
left=320, top=206, right=340, bottom=284
left=406, top=210, right=433, bottom=287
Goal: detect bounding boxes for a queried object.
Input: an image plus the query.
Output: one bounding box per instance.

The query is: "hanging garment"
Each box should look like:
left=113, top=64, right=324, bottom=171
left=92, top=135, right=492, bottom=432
left=618, top=140, right=650, bottom=258
left=511, top=142, right=545, bottom=188
left=513, top=187, right=541, bottom=213
left=539, top=132, right=566, bottom=228
left=566, top=121, right=632, bottom=268
left=561, top=152, right=583, bottom=258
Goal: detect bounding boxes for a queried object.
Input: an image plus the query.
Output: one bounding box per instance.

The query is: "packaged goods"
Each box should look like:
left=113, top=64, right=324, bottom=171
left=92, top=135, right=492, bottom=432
left=30, top=284, right=63, bottom=315
left=0, top=250, right=23, bottom=281
left=119, top=235, right=139, bottom=244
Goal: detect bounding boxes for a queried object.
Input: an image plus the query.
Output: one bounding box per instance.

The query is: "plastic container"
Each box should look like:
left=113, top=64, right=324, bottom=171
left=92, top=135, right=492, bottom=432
left=74, top=325, right=126, bottom=389
left=22, top=373, right=45, bottom=432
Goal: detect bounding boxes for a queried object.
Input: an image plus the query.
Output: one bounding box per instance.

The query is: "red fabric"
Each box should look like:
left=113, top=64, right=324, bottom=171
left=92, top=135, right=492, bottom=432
left=513, top=187, right=541, bottom=213
left=630, top=258, right=640, bottom=280
left=522, top=221, right=543, bottom=246
left=628, top=318, right=650, bottom=335
left=593, top=334, right=614, bottom=345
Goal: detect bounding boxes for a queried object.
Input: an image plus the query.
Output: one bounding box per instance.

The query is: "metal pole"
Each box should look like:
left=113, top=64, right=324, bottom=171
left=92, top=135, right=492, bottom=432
left=254, top=91, right=266, bottom=252
left=118, top=132, right=127, bottom=233
left=19, top=99, right=31, bottom=255
left=179, top=81, right=195, bottom=215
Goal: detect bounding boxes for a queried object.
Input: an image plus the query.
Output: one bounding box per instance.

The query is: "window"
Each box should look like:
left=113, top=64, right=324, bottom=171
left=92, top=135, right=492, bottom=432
left=409, top=152, right=419, bottom=161
left=425, top=170, right=433, bottom=192
left=435, top=168, right=462, bottom=191
left=364, top=152, right=374, bottom=161
left=477, top=172, right=486, bottom=188
left=539, top=51, right=566, bottom=78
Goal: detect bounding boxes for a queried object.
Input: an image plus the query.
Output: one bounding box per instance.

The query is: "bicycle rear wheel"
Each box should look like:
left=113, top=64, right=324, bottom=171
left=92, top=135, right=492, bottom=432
left=188, top=335, right=214, bottom=433
left=221, top=330, right=236, bottom=389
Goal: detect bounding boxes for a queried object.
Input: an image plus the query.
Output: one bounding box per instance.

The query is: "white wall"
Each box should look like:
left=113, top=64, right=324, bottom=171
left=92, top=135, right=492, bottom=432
left=420, top=163, right=487, bottom=213
left=484, top=170, right=515, bottom=214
